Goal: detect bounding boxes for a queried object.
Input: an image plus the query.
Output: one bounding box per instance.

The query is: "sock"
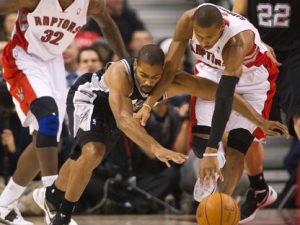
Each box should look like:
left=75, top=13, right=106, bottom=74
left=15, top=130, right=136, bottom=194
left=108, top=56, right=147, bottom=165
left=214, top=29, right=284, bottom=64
left=59, top=198, right=77, bottom=221
left=42, top=175, right=58, bottom=187
left=46, top=183, right=65, bottom=206
left=0, top=177, right=26, bottom=206
left=248, top=172, right=268, bottom=191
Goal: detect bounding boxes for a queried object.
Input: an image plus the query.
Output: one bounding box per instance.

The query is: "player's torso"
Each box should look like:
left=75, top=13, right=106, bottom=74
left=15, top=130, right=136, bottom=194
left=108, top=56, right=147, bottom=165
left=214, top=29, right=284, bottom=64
left=190, top=4, right=267, bottom=71
left=12, top=0, right=89, bottom=60
left=247, top=0, right=300, bottom=52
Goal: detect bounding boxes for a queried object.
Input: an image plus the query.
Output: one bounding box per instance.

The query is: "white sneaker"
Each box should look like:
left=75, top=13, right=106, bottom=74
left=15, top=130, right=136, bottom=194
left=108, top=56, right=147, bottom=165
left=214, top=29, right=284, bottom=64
left=33, top=187, right=78, bottom=225
left=193, top=152, right=226, bottom=202
left=0, top=200, right=33, bottom=225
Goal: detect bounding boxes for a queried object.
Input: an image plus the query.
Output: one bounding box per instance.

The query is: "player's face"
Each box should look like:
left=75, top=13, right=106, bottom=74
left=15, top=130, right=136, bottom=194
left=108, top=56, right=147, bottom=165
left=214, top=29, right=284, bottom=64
left=193, top=22, right=225, bottom=50
left=134, top=60, right=162, bottom=94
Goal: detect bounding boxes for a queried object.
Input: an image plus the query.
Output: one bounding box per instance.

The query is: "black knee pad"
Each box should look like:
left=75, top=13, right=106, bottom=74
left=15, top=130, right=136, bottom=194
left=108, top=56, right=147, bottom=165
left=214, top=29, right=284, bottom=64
left=30, top=97, right=59, bottom=148
left=227, top=128, right=254, bottom=155
left=192, top=136, right=208, bottom=159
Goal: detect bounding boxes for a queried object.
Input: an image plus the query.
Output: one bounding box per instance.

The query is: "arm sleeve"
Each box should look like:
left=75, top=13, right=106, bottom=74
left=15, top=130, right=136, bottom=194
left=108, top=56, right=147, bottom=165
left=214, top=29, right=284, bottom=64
left=207, top=75, right=239, bottom=149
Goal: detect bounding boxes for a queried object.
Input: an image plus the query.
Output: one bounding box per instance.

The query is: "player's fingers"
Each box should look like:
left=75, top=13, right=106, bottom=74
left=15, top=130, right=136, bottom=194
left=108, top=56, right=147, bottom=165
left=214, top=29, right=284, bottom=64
left=204, top=169, right=213, bottom=188
left=140, top=114, right=150, bottom=126
left=164, top=160, right=171, bottom=168
left=217, top=170, right=224, bottom=182
left=266, top=130, right=280, bottom=136
left=273, top=122, right=289, bottom=138
left=211, top=173, right=218, bottom=187
left=198, top=171, right=205, bottom=187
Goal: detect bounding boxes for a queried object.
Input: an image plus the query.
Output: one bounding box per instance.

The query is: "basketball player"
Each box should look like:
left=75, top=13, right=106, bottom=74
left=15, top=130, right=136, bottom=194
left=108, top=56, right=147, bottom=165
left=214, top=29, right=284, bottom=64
left=32, top=43, right=288, bottom=225
left=233, top=0, right=300, bottom=223
left=0, top=0, right=128, bottom=224
left=31, top=44, right=188, bottom=225
left=136, top=3, right=286, bottom=208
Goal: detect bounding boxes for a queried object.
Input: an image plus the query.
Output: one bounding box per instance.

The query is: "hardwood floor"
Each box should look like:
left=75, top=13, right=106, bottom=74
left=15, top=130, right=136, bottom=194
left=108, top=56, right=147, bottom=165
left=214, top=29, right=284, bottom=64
left=23, top=209, right=300, bottom=225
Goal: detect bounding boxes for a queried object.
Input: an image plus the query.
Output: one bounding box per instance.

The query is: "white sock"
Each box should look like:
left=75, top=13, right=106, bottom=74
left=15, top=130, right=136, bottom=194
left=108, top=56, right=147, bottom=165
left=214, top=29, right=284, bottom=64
left=41, top=175, right=58, bottom=187
left=0, top=177, right=26, bottom=206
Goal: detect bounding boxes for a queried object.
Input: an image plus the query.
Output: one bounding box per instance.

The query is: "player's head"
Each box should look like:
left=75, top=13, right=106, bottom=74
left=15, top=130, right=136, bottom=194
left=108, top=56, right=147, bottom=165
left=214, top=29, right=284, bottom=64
left=192, top=5, right=225, bottom=50
left=134, top=44, right=164, bottom=93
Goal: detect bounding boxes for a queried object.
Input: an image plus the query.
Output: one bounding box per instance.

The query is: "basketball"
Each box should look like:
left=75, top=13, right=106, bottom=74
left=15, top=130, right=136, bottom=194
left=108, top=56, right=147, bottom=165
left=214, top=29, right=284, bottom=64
left=196, top=193, right=240, bottom=225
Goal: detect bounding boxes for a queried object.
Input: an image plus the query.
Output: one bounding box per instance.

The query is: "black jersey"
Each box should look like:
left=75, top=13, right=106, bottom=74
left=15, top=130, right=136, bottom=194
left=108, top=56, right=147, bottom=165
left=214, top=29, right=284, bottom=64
left=68, top=57, right=164, bottom=115
left=247, top=0, right=300, bottom=52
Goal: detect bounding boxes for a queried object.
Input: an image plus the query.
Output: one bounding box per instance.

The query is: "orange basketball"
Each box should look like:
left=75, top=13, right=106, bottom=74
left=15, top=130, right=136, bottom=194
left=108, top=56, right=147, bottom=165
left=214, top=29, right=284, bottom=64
left=196, top=193, right=240, bottom=225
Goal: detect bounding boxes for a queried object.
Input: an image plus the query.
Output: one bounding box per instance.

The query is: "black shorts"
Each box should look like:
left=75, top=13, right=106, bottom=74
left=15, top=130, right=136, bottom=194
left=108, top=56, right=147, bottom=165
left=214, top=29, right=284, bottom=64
left=66, top=78, right=122, bottom=160
left=275, top=48, right=300, bottom=136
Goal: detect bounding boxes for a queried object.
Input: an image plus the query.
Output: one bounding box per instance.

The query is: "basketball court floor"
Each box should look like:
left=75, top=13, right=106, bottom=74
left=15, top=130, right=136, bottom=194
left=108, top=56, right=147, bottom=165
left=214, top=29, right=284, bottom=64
left=23, top=209, right=300, bottom=225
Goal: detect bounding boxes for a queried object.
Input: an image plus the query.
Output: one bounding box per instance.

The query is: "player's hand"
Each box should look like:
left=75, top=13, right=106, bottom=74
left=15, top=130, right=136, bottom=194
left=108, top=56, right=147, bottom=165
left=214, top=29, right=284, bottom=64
left=264, top=43, right=282, bottom=67
left=154, top=148, right=188, bottom=167
left=198, top=148, right=224, bottom=188
left=260, top=120, right=289, bottom=139
left=134, top=104, right=151, bottom=126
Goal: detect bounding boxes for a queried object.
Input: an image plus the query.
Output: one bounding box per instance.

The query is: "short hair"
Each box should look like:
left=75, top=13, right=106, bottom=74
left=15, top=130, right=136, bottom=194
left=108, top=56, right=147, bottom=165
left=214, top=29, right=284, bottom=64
left=136, top=44, right=165, bottom=67
left=193, top=5, right=223, bottom=28
left=77, top=46, right=103, bottom=63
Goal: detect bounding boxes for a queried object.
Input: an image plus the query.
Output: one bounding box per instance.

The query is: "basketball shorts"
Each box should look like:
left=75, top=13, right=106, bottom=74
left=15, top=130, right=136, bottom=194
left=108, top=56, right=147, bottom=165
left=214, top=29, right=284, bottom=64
left=192, top=60, right=277, bottom=141
left=275, top=48, right=300, bottom=136
left=66, top=74, right=122, bottom=160
left=2, top=42, right=67, bottom=140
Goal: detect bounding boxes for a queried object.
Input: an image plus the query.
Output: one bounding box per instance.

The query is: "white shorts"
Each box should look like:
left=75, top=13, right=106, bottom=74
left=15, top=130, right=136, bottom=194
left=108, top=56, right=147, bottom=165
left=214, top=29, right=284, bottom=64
left=3, top=44, right=67, bottom=140
left=193, top=61, right=274, bottom=140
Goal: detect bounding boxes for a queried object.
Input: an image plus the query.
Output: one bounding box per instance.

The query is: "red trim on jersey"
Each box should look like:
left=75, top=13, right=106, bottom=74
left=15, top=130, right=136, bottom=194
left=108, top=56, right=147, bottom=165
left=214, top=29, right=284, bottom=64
left=189, top=60, right=201, bottom=128
left=2, top=41, right=37, bottom=115
left=252, top=56, right=278, bottom=139
left=223, top=18, right=230, bottom=26
left=11, top=15, right=29, bottom=51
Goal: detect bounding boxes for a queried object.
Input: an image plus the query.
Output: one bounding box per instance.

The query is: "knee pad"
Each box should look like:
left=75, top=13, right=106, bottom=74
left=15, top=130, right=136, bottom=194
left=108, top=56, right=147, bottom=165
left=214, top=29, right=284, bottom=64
left=30, top=97, right=59, bottom=147
left=192, top=136, right=208, bottom=158
left=227, top=128, right=254, bottom=155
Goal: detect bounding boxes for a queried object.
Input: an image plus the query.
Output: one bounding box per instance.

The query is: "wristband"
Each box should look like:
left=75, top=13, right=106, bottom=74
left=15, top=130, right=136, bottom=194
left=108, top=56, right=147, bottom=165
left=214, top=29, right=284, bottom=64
left=203, top=153, right=218, bottom=157
left=143, top=103, right=151, bottom=111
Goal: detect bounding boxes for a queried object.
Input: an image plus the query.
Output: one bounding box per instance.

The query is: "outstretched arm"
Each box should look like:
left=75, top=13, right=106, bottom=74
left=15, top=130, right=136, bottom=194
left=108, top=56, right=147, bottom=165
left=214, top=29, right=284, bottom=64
left=105, top=62, right=188, bottom=167
left=88, top=0, right=129, bottom=60
left=135, top=8, right=195, bottom=126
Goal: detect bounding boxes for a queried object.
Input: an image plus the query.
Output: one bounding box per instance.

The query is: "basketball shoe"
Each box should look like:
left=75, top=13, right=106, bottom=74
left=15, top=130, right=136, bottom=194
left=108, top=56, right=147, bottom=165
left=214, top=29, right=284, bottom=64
left=0, top=200, right=33, bottom=225
left=193, top=152, right=226, bottom=202
left=33, top=187, right=77, bottom=225
left=239, top=185, right=277, bottom=224
left=50, top=212, right=71, bottom=225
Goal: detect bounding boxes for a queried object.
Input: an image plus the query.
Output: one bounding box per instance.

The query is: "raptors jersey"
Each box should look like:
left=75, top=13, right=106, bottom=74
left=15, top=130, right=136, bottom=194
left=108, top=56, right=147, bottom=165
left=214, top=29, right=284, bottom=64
left=247, top=0, right=300, bottom=52
left=190, top=4, right=267, bottom=72
left=11, top=0, right=89, bottom=61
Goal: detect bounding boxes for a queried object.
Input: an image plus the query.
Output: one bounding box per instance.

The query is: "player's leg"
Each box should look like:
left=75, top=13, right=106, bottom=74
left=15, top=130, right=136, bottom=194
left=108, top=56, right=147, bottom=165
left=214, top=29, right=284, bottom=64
left=239, top=141, right=277, bottom=224
left=0, top=45, right=65, bottom=225
left=218, top=128, right=254, bottom=195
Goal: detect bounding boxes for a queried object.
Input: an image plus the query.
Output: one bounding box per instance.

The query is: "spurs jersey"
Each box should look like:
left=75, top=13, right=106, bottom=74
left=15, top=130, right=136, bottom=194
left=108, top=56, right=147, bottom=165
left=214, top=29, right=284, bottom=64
left=69, top=58, right=166, bottom=116
left=11, top=0, right=89, bottom=61
left=190, top=3, right=267, bottom=72
left=247, top=0, right=300, bottom=52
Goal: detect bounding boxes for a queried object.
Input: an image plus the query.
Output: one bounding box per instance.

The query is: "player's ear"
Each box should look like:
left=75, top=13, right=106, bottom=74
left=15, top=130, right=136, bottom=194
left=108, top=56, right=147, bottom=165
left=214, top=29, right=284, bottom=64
left=134, top=58, right=138, bottom=69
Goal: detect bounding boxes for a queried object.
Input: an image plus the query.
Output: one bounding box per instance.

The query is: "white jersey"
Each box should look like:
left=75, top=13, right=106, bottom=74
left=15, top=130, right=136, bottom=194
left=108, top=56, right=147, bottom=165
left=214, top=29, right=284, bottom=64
left=190, top=4, right=267, bottom=72
left=11, top=0, right=89, bottom=61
